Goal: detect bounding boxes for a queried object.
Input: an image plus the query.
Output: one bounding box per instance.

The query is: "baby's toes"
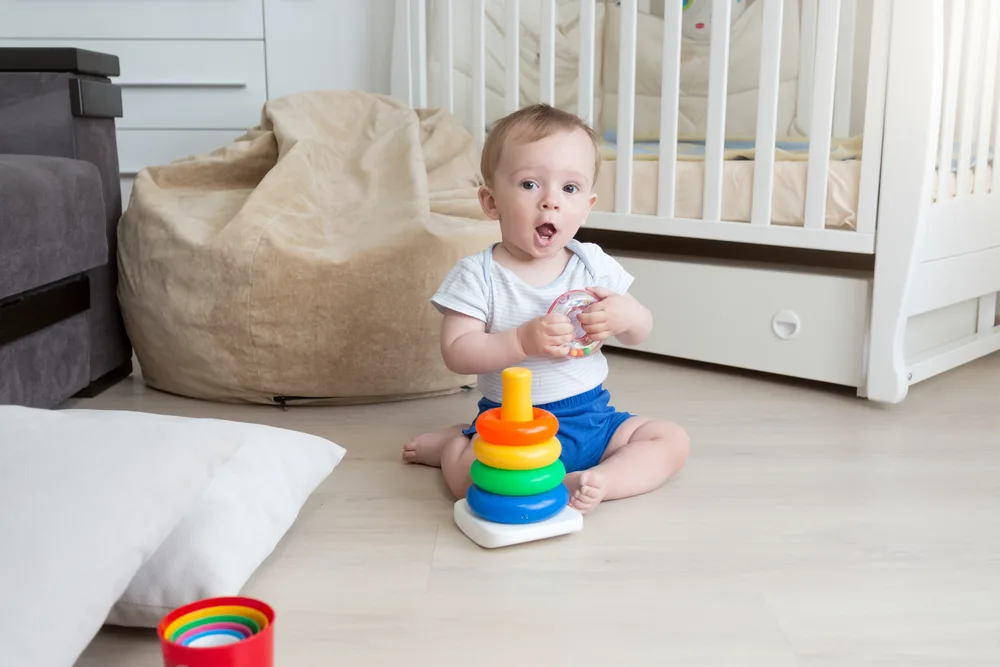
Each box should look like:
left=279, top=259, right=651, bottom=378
left=401, top=442, right=417, bottom=461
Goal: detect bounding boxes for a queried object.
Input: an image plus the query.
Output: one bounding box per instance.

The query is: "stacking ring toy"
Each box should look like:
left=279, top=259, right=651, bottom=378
left=466, top=483, right=570, bottom=524
left=470, top=459, right=566, bottom=496
left=473, top=435, right=560, bottom=470
left=475, top=407, right=557, bottom=446
left=548, top=288, right=602, bottom=357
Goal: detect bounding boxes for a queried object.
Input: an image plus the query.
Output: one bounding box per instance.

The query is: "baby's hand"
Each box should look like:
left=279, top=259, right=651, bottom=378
left=517, top=312, right=575, bottom=358
left=577, top=286, right=642, bottom=342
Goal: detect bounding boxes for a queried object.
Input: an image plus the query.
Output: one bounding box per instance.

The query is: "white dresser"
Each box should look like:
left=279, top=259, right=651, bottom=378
left=0, top=0, right=394, bottom=205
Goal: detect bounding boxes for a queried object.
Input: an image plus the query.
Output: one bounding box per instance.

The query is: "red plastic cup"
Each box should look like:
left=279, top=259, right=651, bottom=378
left=158, top=596, right=275, bottom=667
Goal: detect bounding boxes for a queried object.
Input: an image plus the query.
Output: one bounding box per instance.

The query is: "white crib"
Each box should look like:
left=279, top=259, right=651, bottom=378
left=391, top=0, right=1000, bottom=403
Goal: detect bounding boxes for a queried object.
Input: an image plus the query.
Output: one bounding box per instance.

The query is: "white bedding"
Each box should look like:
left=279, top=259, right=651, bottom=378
left=421, top=0, right=806, bottom=140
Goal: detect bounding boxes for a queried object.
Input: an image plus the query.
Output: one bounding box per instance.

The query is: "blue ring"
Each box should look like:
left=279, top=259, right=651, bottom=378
left=466, top=483, right=569, bottom=524
left=181, top=629, right=246, bottom=646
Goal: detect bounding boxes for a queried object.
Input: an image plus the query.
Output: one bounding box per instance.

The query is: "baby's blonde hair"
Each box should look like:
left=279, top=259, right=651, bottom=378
left=480, top=103, right=601, bottom=188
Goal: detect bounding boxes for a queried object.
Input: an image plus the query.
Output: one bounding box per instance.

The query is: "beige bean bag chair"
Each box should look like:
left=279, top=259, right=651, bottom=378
left=117, top=91, right=499, bottom=405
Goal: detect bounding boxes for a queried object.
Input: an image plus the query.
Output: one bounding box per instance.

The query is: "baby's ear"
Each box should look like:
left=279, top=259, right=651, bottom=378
left=478, top=186, right=501, bottom=220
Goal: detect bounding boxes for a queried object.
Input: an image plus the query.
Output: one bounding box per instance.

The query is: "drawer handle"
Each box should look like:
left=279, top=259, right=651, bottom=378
left=771, top=309, right=801, bottom=340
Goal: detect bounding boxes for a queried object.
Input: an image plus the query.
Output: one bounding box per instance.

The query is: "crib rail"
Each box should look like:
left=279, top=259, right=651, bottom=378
left=395, top=0, right=894, bottom=254
left=865, top=0, right=1000, bottom=400
left=910, top=0, right=1000, bottom=326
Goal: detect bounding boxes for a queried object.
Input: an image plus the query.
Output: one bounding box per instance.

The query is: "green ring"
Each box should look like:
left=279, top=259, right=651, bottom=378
left=170, top=614, right=260, bottom=642
left=470, top=459, right=566, bottom=496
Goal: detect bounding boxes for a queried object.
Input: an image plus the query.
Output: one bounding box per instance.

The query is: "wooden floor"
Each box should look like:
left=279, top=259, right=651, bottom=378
left=73, top=351, right=1000, bottom=666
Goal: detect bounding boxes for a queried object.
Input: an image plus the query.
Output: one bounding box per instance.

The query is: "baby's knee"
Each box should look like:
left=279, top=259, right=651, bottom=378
left=654, top=420, right=690, bottom=464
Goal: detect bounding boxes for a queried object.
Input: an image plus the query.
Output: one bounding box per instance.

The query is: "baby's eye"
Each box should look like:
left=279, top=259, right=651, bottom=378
left=520, top=180, right=538, bottom=190
left=563, top=184, right=580, bottom=194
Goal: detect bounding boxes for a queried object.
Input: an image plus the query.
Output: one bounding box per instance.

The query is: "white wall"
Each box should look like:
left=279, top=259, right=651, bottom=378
left=263, top=0, right=396, bottom=99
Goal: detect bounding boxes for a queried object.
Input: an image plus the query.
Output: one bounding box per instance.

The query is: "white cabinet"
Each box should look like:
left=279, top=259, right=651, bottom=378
left=0, top=0, right=264, bottom=39
left=1, top=0, right=395, bottom=207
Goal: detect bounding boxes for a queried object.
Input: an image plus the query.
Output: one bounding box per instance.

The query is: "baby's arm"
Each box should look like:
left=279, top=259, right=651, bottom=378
left=440, top=310, right=575, bottom=375
left=609, top=291, right=653, bottom=346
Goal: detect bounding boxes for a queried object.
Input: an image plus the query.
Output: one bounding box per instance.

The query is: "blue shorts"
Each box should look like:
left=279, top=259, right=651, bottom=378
left=461, top=384, right=633, bottom=473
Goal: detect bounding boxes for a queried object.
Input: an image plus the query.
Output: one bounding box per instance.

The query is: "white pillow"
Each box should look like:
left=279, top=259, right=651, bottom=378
left=105, top=415, right=345, bottom=627
left=0, top=406, right=344, bottom=667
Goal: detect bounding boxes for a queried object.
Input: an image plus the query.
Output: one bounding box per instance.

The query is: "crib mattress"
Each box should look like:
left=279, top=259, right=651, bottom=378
left=592, top=136, right=986, bottom=230
left=592, top=135, right=864, bottom=229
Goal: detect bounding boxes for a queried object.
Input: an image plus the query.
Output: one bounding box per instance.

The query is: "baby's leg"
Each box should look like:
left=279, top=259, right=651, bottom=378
left=564, top=418, right=689, bottom=513
left=402, top=425, right=477, bottom=499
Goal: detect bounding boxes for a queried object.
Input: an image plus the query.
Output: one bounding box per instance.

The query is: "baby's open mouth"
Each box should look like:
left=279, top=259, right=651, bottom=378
left=535, top=223, right=556, bottom=240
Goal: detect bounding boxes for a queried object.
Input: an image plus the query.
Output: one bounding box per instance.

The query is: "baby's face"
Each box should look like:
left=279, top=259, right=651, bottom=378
left=480, top=128, right=598, bottom=260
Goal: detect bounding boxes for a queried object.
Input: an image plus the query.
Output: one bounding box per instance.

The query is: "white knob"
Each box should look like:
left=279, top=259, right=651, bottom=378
left=771, top=309, right=801, bottom=340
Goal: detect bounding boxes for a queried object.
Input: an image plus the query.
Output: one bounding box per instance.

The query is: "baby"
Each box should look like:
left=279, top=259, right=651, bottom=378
left=403, top=103, right=689, bottom=513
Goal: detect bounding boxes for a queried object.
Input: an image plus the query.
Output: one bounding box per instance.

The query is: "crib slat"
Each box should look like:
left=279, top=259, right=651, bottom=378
left=939, top=0, right=967, bottom=202
left=974, top=0, right=999, bottom=195
left=855, top=0, right=891, bottom=235
left=540, top=0, right=556, bottom=105
left=441, top=0, right=454, bottom=113
left=833, top=0, right=856, bottom=137
left=656, top=0, right=682, bottom=218
left=751, top=0, right=784, bottom=227
left=797, top=0, right=818, bottom=132
left=703, top=0, right=732, bottom=222
left=577, top=0, right=595, bottom=125
left=803, top=0, right=841, bottom=231
left=415, top=0, right=427, bottom=108
left=403, top=0, right=413, bottom=107
left=994, top=42, right=1000, bottom=195
left=472, top=0, right=486, bottom=148
left=505, top=0, right=520, bottom=114
left=957, top=0, right=984, bottom=198
left=614, top=0, right=637, bottom=215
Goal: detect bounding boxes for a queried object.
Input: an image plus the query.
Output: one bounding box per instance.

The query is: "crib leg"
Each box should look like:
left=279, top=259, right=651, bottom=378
left=862, top=0, right=943, bottom=404
left=865, top=281, right=910, bottom=404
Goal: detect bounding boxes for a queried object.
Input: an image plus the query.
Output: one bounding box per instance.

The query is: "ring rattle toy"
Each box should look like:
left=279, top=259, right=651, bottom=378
left=548, top=288, right=602, bottom=357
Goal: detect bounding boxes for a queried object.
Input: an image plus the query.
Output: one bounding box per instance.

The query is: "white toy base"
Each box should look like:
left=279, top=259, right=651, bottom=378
left=453, top=499, right=584, bottom=548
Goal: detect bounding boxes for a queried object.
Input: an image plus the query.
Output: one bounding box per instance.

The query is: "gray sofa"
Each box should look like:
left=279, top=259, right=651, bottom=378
left=0, top=48, right=132, bottom=408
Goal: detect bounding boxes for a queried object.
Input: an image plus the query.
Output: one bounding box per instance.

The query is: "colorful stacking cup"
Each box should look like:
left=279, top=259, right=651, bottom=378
left=158, top=596, right=275, bottom=667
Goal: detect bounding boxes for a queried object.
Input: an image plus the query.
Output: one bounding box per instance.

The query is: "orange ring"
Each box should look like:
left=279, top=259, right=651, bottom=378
left=475, top=407, right=558, bottom=446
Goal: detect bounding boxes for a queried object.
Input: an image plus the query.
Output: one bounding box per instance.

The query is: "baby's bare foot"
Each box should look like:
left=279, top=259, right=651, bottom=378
left=564, top=470, right=607, bottom=513
left=402, top=425, right=466, bottom=467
